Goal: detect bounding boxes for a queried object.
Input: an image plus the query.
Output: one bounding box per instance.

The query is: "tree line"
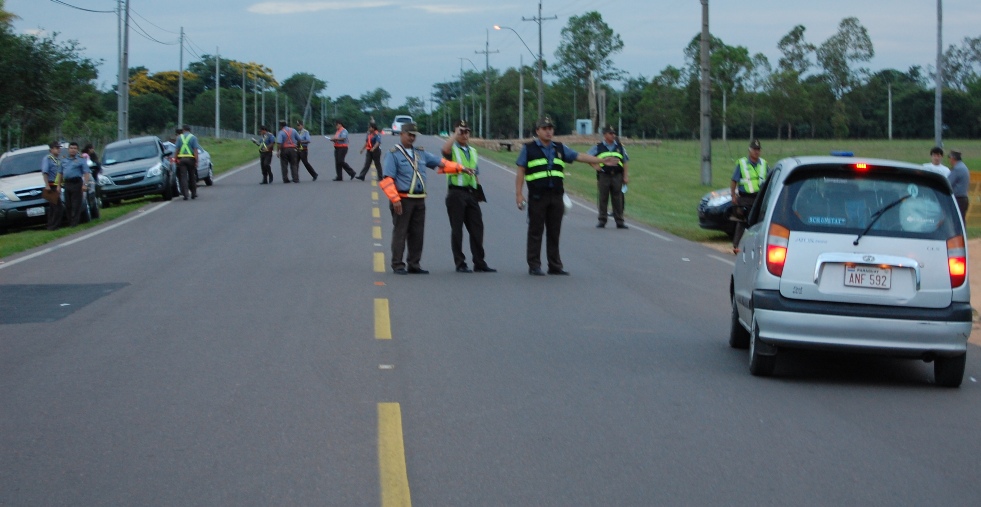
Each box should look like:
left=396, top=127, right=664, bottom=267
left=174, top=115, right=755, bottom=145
left=2, top=4, right=979, bottom=152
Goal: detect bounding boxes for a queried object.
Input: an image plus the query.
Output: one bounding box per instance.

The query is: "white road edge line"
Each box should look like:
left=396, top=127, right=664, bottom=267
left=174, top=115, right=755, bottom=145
left=708, top=254, right=736, bottom=266
left=0, top=160, right=261, bottom=271
left=481, top=155, right=674, bottom=242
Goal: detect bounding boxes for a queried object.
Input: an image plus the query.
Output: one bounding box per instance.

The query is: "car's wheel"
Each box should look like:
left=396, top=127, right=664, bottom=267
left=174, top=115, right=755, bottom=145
left=162, top=174, right=174, bottom=201
left=749, top=322, right=776, bottom=377
left=203, top=164, right=213, bottom=186
left=729, top=297, right=750, bottom=349
left=88, top=191, right=100, bottom=219
left=934, top=353, right=966, bottom=388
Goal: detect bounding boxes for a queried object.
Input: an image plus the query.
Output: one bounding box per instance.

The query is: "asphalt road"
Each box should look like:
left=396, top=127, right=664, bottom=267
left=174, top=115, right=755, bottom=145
left=2, top=134, right=981, bottom=506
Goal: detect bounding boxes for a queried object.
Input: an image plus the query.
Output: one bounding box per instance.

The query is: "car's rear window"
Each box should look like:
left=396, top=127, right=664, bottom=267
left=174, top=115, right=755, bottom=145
left=0, top=151, right=46, bottom=177
left=103, top=143, right=159, bottom=165
left=394, top=116, right=412, bottom=123
left=774, top=165, right=960, bottom=241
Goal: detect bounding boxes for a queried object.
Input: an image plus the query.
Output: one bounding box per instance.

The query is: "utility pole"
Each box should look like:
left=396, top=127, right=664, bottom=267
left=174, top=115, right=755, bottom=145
left=253, top=73, right=258, bottom=134
left=519, top=54, right=524, bottom=138
left=178, top=27, right=184, bottom=128
left=215, top=47, right=220, bottom=138
left=118, top=0, right=130, bottom=140
left=242, top=65, right=247, bottom=136
left=523, top=1, right=557, bottom=120
left=934, top=0, right=943, bottom=147
left=699, top=0, right=712, bottom=186
left=888, top=83, right=893, bottom=141
left=476, top=29, right=498, bottom=139
left=618, top=91, right=622, bottom=136
left=458, top=58, right=465, bottom=121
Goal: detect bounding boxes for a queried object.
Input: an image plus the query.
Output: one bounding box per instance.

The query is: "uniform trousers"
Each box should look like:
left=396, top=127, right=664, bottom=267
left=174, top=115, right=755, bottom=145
left=280, top=148, right=299, bottom=182
left=45, top=185, right=64, bottom=230
left=956, top=195, right=969, bottom=225
left=445, top=186, right=487, bottom=270
left=177, top=157, right=197, bottom=198
left=597, top=171, right=625, bottom=225
left=358, top=148, right=382, bottom=180
left=259, top=151, right=273, bottom=182
left=298, top=148, right=318, bottom=179
left=334, top=147, right=356, bottom=179
left=732, top=192, right=757, bottom=248
left=526, top=188, right=565, bottom=271
left=390, top=197, right=426, bottom=271
left=63, top=178, right=85, bottom=226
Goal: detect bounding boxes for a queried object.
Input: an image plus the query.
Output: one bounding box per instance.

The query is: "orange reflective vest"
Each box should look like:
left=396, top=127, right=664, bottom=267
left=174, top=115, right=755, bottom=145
left=280, top=128, right=296, bottom=149
left=334, top=126, right=348, bottom=148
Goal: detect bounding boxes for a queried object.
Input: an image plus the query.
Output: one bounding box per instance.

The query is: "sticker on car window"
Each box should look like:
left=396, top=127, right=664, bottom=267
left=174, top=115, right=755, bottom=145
left=807, top=216, right=847, bottom=225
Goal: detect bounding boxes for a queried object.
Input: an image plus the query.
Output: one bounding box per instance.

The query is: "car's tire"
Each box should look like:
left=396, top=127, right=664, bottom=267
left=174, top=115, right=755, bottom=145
left=203, top=164, right=213, bottom=186
left=749, top=322, right=776, bottom=377
left=729, top=298, right=750, bottom=349
left=162, top=174, right=174, bottom=201
left=88, top=191, right=100, bottom=219
left=934, top=353, right=966, bottom=388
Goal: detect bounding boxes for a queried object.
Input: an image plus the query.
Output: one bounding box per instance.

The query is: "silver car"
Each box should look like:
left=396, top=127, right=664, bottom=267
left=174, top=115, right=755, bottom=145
left=730, top=156, right=971, bottom=386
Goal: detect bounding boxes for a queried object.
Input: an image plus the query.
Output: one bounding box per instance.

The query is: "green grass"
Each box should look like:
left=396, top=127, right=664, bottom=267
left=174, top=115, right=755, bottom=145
left=0, top=138, right=256, bottom=259
left=483, top=138, right=981, bottom=242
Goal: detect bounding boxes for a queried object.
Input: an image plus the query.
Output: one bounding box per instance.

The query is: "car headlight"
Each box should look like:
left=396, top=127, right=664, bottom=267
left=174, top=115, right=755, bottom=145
left=98, top=174, right=114, bottom=186
left=0, top=191, right=10, bottom=202
left=146, top=163, right=164, bottom=178
left=705, top=192, right=732, bottom=208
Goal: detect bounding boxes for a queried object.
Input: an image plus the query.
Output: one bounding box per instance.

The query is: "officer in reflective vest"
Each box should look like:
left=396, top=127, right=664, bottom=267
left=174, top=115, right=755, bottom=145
left=175, top=124, right=200, bottom=200
left=253, top=125, right=276, bottom=184
left=514, top=116, right=618, bottom=276
left=276, top=120, right=301, bottom=183
left=729, top=139, right=768, bottom=250
left=296, top=120, right=318, bottom=181
left=330, top=119, right=357, bottom=180
left=356, top=122, right=382, bottom=181
left=587, top=125, right=630, bottom=229
left=441, top=120, right=496, bottom=273
left=379, top=122, right=466, bottom=275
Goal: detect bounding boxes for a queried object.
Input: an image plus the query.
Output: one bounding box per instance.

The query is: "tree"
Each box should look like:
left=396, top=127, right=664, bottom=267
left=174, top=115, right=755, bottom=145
left=940, top=36, right=981, bottom=91
left=777, top=25, right=815, bottom=76
left=744, top=53, right=772, bottom=139
left=130, top=93, right=176, bottom=134
left=0, top=0, right=19, bottom=28
left=816, top=17, right=875, bottom=100
left=553, top=11, right=624, bottom=132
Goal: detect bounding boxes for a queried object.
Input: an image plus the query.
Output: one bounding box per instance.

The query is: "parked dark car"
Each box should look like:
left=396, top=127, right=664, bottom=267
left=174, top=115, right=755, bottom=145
left=99, top=136, right=175, bottom=206
left=697, top=188, right=736, bottom=238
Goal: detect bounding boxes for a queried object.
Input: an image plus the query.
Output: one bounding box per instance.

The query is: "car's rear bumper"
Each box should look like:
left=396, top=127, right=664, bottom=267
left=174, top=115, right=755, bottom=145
left=752, top=289, right=971, bottom=357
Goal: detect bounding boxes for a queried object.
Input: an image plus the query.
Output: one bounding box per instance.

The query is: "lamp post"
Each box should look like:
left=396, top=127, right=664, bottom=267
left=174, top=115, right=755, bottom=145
left=494, top=25, right=542, bottom=121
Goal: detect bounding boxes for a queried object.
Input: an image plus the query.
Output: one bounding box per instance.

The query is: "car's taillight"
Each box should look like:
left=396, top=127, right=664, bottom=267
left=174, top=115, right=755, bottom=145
left=947, top=235, right=967, bottom=288
left=765, top=223, right=790, bottom=277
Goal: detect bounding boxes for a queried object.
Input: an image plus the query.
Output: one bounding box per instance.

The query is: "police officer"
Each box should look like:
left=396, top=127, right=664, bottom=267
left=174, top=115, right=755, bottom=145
left=587, top=125, right=630, bottom=229
left=948, top=150, right=970, bottom=223
left=729, top=139, right=767, bottom=251
left=330, top=119, right=357, bottom=180
left=379, top=122, right=466, bottom=275
left=175, top=125, right=200, bottom=200
left=254, top=125, right=276, bottom=184
left=296, top=120, right=318, bottom=181
left=356, top=122, right=382, bottom=181
left=515, top=116, right=617, bottom=276
left=40, top=141, right=64, bottom=230
left=276, top=120, right=301, bottom=183
left=61, top=142, right=92, bottom=226
left=441, top=120, right=496, bottom=273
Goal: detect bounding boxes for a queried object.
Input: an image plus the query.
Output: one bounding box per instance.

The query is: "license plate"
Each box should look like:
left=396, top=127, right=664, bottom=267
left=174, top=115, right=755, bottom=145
left=844, top=265, right=891, bottom=289
left=26, top=207, right=45, bottom=217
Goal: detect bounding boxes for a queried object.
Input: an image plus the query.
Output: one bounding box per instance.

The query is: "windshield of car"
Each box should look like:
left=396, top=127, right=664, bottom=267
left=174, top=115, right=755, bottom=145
left=103, top=142, right=160, bottom=165
left=394, top=116, right=412, bottom=123
left=775, top=166, right=960, bottom=241
left=0, top=151, right=47, bottom=178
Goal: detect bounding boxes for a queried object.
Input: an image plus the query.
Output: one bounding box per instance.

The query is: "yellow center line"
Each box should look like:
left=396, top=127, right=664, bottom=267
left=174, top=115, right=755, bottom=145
left=378, top=402, right=411, bottom=507
left=373, top=207, right=381, bottom=218
left=372, top=191, right=379, bottom=201
left=374, top=252, right=385, bottom=273
left=374, top=298, right=392, bottom=339
left=373, top=226, right=383, bottom=240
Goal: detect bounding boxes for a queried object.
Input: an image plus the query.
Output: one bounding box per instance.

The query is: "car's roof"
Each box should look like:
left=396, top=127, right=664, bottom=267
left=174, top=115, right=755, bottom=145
left=0, top=144, right=58, bottom=161
left=105, top=135, right=161, bottom=148
left=779, top=155, right=925, bottom=172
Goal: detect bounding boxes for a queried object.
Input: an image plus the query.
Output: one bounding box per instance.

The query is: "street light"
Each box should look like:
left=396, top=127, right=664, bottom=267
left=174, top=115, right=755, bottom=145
left=494, top=25, right=542, bottom=121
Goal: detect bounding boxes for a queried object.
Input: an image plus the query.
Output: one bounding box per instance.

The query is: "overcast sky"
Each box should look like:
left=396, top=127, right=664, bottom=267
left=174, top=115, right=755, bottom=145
left=9, top=0, right=981, bottom=108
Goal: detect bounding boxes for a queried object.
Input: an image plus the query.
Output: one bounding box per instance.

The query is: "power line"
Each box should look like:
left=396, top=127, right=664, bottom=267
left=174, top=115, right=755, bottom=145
left=129, top=17, right=178, bottom=46
left=131, top=8, right=179, bottom=35
left=48, top=0, right=115, bottom=14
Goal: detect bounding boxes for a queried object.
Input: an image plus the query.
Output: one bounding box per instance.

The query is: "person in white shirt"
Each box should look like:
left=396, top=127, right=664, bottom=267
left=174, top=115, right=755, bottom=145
left=923, top=146, right=949, bottom=177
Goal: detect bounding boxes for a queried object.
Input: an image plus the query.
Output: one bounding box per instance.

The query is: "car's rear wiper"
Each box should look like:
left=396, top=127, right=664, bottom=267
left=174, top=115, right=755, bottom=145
left=853, top=193, right=911, bottom=246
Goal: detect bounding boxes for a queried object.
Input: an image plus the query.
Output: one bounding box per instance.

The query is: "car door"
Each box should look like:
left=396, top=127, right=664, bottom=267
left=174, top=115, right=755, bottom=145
left=733, top=167, right=780, bottom=322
